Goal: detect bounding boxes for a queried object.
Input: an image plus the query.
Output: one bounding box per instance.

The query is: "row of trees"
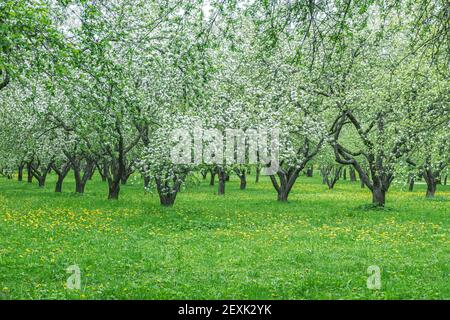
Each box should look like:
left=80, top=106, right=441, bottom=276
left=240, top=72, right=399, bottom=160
left=0, top=0, right=448, bottom=207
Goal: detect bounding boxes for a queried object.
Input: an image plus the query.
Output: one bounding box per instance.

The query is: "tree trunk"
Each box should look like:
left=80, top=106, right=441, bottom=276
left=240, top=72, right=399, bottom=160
left=343, top=168, right=347, bottom=180
left=108, top=180, right=120, bottom=200
left=372, top=187, right=385, bottom=207
left=218, top=170, right=226, bottom=195
left=277, top=190, right=288, bottom=201
left=27, top=163, right=33, bottom=183
left=255, top=166, right=261, bottom=183
left=349, top=168, right=356, bottom=181
left=144, top=176, right=150, bottom=188
left=55, top=172, right=68, bottom=192
left=426, top=182, right=436, bottom=197
left=209, top=169, right=216, bottom=186
left=423, top=170, right=437, bottom=198
left=18, top=164, right=24, bottom=182
left=74, top=169, right=85, bottom=194
left=75, top=180, right=85, bottom=193
left=408, top=175, right=414, bottom=192
left=55, top=177, right=64, bottom=193
left=306, top=166, right=313, bottom=177
left=159, top=194, right=177, bottom=206
left=239, top=173, right=246, bottom=190
left=37, top=176, right=46, bottom=187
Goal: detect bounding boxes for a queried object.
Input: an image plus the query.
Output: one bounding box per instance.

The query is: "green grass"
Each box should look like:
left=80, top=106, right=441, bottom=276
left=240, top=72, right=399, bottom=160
left=0, top=173, right=448, bottom=299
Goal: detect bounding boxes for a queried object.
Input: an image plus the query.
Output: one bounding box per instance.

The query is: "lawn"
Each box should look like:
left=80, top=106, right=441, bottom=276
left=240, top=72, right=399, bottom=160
left=0, top=173, right=448, bottom=299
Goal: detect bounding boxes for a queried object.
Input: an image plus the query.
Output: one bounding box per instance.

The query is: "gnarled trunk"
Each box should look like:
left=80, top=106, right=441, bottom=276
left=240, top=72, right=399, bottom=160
left=108, top=180, right=120, bottom=200
left=159, top=193, right=177, bottom=206
left=155, top=176, right=183, bottom=206
left=423, top=170, right=437, bottom=198
left=73, top=160, right=94, bottom=194
left=270, top=167, right=303, bottom=202
left=30, top=161, right=53, bottom=188
left=372, top=187, right=385, bottom=207
left=54, top=164, right=70, bottom=193
left=277, top=189, right=289, bottom=201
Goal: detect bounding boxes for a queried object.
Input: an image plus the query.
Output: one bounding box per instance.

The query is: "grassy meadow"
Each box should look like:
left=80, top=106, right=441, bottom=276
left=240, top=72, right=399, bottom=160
left=0, top=173, right=448, bottom=299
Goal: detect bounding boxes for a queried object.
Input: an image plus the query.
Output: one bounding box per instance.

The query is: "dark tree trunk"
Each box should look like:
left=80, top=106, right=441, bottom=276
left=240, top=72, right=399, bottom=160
left=75, top=180, right=86, bottom=193
left=234, top=168, right=247, bottom=190
left=270, top=168, right=302, bottom=202
left=37, top=176, right=46, bottom=187
left=239, top=174, right=247, bottom=190
left=27, top=163, right=33, bottom=183
left=74, top=170, right=86, bottom=193
left=53, top=164, right=70, bottom=193
left=277, top=190, right=289, bottom=201
left=121, top=174, right=129, bottom=185
left=155, top=176, right=183, bottom=206
left=99, top=166, right=107, bottom=181
left=218, top=169, right=226, bottom=195
left=349, top=168, right=356, bottom=181
left=343, top=168, right=347, bottom=180
left=55, top=177, right=64, bottom=193
left=108, top=180, right=120, bottom=200
left=408, top=175, right=414, bottom=192
left=72, top=159, right=95, bottom=194
left=30, top=162, right=52, bottom=188
left=159, top=193, right=177, bottom=206
left=423, top=171, right=437, bottom=198
left=144, top=176, right=150, bottom=188
left=444, top=175, right=447, bottom=186
left=201, top=169, right=207, bottom=180
left=209, top=169, right=216, bottom=186
left=306, top=166, right=313, bottom=177
left=121, top=162, right=134, bottom=185
left=255, top=166, right=261, bottom=183
left=372, top=187, right=385, bottom=207
left=225, top=173, right=230, bottom=182
left=18, top=164, right=24, bottom=182
left=322, top=166, right=341, bottom=189
left=96, top=161, right=108, bottom=182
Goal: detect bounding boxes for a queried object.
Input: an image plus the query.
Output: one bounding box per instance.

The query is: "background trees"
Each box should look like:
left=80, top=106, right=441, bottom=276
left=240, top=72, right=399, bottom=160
left=0, top=0, right=447, bottom=207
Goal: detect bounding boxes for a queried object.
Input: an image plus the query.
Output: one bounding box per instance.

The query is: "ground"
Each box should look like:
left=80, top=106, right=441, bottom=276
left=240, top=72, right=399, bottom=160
left=0, top=173, right=448, bottom=299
